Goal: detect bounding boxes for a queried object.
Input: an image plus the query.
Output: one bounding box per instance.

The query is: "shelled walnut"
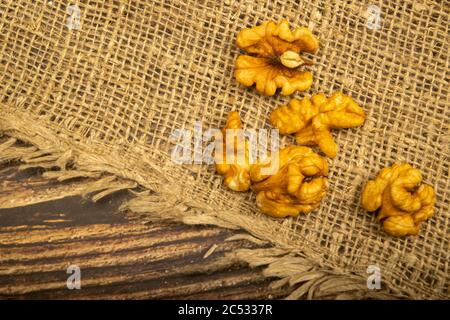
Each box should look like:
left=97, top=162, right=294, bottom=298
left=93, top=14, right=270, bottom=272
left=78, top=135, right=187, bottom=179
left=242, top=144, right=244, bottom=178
left=270, top=92, right=365, bottom=158
left=234, top=20, right=319, bottom=96
left=250, top=146, right=328, bottom=217
left=215, top=111, right=251, bottom=192
left=215, top=112, right=328, bottom=218
left=361, top=163, right=436, bottom=237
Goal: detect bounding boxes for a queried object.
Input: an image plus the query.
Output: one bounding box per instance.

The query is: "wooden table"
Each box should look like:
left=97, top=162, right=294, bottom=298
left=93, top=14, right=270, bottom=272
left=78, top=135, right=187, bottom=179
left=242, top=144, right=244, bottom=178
left=0, top=163, right=291, bottom=299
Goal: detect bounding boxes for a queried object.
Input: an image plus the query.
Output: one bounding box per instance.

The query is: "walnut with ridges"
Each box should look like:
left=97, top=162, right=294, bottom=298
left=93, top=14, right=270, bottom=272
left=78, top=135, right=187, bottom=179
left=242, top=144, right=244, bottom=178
left=270, top=92, right=365, bottom=158
left=251, top=146, right=328, bottom=217
left=215, top=111, right=251, bottom=192
left=234, top=20, right=319, bottom=96
left=361, top=163, right=436, bottom=237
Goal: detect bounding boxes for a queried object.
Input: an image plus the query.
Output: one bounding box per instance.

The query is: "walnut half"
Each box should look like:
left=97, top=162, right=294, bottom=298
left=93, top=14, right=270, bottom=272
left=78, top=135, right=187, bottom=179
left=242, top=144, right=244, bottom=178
left=251, top=146, right=328, bottom=218
left=215, top=111, right=251, bottom=192
left=234, top=20, right=319, bottom=96
left=361, top=163, right=436, bottom=237
left=270, top=92, right=365, bottom=158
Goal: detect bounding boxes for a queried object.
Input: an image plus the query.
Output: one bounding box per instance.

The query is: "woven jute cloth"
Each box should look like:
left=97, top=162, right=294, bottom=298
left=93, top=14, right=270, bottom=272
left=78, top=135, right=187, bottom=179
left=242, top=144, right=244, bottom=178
left=0, top=0, right=448, bottom=299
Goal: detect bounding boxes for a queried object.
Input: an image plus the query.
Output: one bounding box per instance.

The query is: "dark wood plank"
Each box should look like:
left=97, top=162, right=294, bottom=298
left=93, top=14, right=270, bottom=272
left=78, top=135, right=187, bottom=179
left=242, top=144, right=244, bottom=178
left=0, top=163, right=291, bottom=299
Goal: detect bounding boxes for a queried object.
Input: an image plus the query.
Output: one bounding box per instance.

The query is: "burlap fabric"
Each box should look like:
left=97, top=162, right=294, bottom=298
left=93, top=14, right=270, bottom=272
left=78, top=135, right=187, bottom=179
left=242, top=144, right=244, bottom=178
left=0, top=0, right=448, bottom=299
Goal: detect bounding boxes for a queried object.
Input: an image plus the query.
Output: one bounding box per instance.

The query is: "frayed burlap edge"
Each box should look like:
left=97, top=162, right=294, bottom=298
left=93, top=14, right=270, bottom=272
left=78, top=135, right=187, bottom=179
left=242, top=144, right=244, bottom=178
left=0, top=109, right=414, bottom=300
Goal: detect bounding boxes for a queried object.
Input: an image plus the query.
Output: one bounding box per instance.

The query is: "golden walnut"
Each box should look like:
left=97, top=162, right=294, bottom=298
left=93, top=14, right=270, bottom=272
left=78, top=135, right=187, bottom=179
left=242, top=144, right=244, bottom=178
left=234, top=20, right=319, bottom=96
left=270, top=92, right=365, bottom=158
left=215, top=111, right=251, bottom=192
left=215, top=112, right=328, bottom=218
left=361, top=163, right=436, bottom=237
left=251, top=146, right=328, bottom=218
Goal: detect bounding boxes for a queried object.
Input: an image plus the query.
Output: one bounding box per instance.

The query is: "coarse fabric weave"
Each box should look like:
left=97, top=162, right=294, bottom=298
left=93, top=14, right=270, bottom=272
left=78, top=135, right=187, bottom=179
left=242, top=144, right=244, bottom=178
left=0, top=0, right=448, bottom=299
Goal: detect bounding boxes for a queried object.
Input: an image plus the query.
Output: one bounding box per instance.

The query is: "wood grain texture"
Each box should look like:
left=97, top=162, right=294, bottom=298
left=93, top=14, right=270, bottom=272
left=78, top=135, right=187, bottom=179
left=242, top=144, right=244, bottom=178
left=0, top=163, right=291, bottom=299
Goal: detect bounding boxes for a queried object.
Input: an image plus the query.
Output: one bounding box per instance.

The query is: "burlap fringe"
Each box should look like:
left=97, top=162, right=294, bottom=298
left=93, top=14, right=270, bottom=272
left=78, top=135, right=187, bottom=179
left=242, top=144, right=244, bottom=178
left=0, top=137, right=137, bottom=203
left=121, top=191, right=407, bottom=299
left=0, top=132, right=409, bottom=299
